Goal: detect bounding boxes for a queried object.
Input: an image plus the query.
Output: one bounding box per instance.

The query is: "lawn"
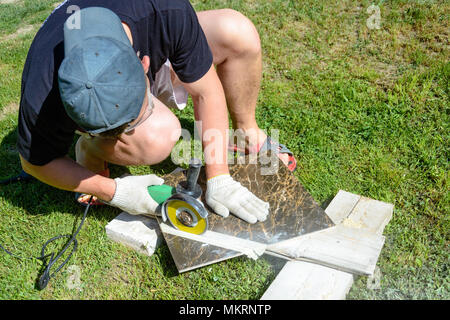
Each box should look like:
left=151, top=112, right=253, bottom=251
left=0, top=0, right=448, bottom=300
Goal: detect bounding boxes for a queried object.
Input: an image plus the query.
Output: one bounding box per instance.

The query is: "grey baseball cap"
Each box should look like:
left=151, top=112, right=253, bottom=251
left=58, top=7, right=146, bottom=134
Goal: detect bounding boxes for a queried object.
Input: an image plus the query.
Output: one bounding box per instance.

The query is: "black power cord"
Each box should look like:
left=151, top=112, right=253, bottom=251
left=0, top=170, right=92, bottom=290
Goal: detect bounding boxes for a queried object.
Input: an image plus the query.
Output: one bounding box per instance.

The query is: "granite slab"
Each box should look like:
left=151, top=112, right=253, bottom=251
left=157, top=153, right=334, bottom=272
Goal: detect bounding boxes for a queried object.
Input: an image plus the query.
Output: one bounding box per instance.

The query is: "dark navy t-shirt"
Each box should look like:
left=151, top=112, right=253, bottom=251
left=17, top=0, right=213, bottom=165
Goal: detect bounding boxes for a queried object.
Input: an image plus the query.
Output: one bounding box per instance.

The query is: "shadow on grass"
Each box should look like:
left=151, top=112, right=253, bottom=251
left=153, top=244, right=180, bottom=278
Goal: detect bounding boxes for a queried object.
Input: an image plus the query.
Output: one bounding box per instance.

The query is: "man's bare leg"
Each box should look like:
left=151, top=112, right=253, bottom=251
left=197, top=9, right=290, bottom=165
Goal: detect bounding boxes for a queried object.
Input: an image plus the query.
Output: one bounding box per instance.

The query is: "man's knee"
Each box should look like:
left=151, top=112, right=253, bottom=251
left=140, top=111, right=181, bottom=163
left=76, top=107, right=182, bottom=166
left=213, top=9, right=261, bottom=57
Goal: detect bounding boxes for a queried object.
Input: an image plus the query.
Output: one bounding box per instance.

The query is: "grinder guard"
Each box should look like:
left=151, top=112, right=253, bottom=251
left=161, top=193, right=209, bottom=235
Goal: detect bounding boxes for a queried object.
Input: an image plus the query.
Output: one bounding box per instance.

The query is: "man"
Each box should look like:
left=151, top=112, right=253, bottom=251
left=17, top=0, right=296, bottom=224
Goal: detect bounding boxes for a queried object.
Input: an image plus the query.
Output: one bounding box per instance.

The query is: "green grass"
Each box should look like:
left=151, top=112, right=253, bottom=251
left=0, top=0, right=449, bottom=299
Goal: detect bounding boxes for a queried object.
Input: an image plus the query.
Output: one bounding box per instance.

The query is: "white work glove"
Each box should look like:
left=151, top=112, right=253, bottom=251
left=205, top=174, right=269, bottom=224
left=108, top=174, right=164, bottom=216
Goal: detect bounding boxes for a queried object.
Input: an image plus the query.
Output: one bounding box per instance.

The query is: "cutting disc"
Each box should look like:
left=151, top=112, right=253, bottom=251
left=165, top=199, right=208, bottom=235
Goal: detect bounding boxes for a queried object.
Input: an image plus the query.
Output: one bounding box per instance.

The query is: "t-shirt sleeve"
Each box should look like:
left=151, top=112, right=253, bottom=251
left=167, top=1, right=213, bottom=83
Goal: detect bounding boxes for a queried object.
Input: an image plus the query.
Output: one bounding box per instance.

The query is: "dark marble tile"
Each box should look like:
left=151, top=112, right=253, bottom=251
left=162, top=233, right=243, bottom=272
left=158, top=153, right=334, bottom=272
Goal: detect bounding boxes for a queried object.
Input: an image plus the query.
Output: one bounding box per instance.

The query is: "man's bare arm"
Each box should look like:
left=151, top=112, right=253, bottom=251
left=20, top=154, right=116, bottom=202
left=181, top=64, right=230, bottom=179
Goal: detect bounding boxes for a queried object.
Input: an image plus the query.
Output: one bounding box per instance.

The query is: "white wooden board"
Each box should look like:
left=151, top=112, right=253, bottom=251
left=261, top=190, right=394, bottom=300
left=341, top=196, right=394, bottom=235
left=325, top=190, right=361, bottom=224
left=260, top=260, right=354, bottom=300
left=267, top=225, right=385, bottom=275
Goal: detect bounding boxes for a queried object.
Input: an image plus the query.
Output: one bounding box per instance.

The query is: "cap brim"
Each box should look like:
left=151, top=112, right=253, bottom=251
left=64, top=7, right=132, bottom=56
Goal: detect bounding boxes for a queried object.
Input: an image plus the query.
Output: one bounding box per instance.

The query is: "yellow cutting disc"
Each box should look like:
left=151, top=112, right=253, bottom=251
left=165, top=199, right=208, bottom=235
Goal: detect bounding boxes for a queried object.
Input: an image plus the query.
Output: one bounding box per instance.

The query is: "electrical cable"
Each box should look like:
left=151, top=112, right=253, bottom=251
left=37, top=197, right=92, bottom=290
left=0, top=171, right=92, bottom=290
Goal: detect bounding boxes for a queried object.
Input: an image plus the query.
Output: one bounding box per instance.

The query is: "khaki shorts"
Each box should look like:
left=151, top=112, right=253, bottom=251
left=151, top=59, right=189, bottom=111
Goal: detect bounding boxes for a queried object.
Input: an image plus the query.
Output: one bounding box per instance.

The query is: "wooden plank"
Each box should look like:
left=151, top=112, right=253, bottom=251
left=267, top=225, right=385, bottom=275
left=261, top=190, right=394, bottom=300
left=325, top=190, right=361, bottom=224
left=342, top=196, right=394, bottom=235
left=260, top=260, right=354, bottom=300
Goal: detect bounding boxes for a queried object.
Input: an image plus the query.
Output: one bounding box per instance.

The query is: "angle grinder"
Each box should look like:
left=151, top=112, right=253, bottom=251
left=147, top=159, right=209, bottom=235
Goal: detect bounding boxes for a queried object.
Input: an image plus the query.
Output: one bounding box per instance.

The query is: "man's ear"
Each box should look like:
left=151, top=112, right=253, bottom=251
left=140, top=55, right=150, bottom=74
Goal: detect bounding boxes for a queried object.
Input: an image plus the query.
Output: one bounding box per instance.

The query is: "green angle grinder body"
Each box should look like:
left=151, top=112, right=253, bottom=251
left=147, top=160, right=209, bottom=235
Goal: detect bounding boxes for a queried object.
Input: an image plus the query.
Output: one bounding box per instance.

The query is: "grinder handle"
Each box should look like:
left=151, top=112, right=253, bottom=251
left=186, top=158, right=202, bottom=192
